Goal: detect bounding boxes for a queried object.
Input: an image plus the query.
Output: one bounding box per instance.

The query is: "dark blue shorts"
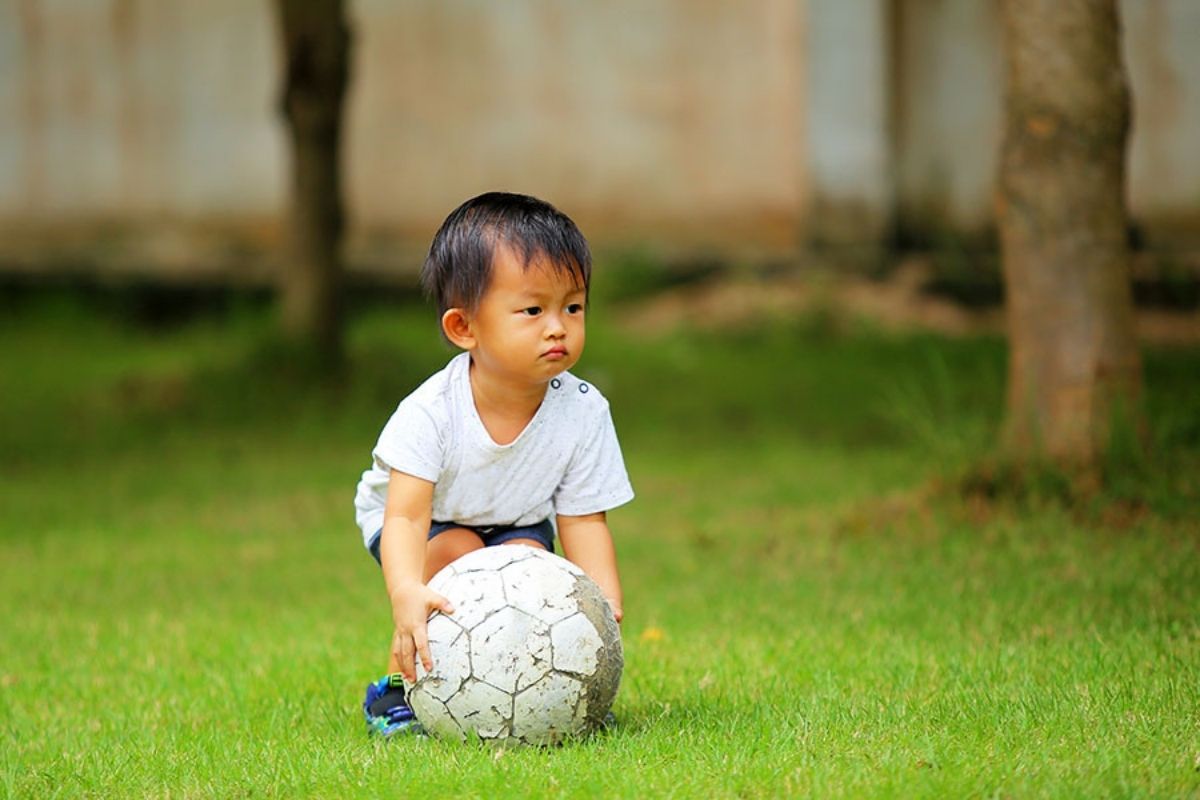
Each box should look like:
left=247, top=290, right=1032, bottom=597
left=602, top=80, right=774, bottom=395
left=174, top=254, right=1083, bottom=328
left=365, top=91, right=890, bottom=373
left=367, top=519, right=555, bottom=565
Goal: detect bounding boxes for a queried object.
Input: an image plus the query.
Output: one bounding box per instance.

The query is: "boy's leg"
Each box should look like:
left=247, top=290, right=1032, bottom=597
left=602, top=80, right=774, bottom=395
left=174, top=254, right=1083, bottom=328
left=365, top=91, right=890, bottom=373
left=383, top=528, right=483, bottom=676
left=424, top=528, right=485, bottom=580
left=367, top=527, right=485, bottom=736
left=488, top=519, right=555, bottom=552
left=500, top=537, right=549, bottom=550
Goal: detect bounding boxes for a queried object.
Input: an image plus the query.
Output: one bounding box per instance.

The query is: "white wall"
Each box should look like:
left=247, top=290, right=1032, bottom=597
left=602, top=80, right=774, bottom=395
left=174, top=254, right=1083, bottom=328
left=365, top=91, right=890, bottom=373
left=1123, top=0, right=1200, bottom=231
left=803, top=0, right=892, bottom=245
left=0, top=0, right=804, bottom=255
left=0, top=0, right=1196, bottom=269
left=893, top=0, right=1200, bottom=243
left=348, top=0, right=803, bottom=251
left=894, top=0, right=1004, bottom=237
left=0, top=0, right=282, bottom=219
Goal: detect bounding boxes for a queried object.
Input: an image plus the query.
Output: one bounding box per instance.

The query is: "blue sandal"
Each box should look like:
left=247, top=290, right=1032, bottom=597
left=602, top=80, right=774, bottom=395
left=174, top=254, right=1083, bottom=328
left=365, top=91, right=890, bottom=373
left=363, top=674, right=423, bottom=737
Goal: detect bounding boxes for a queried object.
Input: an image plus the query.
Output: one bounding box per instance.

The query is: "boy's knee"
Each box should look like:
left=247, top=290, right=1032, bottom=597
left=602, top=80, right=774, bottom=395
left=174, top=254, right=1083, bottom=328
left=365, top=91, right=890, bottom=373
left=500, top=537, right=548, bottom=551
left=424, top=528, right=483, bottom=578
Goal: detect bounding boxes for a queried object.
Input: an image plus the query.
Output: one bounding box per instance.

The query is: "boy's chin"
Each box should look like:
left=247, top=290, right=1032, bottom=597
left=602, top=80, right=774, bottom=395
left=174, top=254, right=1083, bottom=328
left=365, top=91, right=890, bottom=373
left=551, top=357, right=580, bottom=376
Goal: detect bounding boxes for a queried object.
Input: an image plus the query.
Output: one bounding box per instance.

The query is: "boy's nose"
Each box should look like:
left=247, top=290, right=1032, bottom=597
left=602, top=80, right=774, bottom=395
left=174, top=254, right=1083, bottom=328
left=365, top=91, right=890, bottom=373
left=545, top=313, right=566, bottom=337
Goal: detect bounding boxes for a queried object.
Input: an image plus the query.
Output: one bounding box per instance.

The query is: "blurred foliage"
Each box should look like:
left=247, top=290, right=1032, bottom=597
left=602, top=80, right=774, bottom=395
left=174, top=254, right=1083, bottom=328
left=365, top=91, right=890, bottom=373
left=911, top=241, right=1199, bottom=312
left=590, top=248, right=726, bottom=305
left=921, top=246, right=1005, bottom=308
left=2, top=278, right=1197, bottom=520
left=1131, top=254, right=1200, bottom=311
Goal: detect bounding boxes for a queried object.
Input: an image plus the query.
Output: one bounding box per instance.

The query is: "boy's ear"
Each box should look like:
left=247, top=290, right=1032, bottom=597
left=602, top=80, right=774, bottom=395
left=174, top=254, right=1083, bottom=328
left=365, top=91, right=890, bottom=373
left=441, top=308, right=475, bottom=349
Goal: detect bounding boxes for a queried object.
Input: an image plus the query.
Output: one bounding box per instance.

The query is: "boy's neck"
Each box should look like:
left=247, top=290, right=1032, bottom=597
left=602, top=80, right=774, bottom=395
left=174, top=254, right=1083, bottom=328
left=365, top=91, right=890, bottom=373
left=467, top=359, right=549, bottom=444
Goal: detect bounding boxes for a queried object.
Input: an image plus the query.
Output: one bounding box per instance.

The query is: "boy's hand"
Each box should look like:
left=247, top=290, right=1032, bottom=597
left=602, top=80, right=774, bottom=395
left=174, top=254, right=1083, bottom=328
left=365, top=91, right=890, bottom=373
left=607, top=597, right=624, bottom=624
left=390, top=581, right=455, bottom=683
left=557, top=511, right=624, bottom=628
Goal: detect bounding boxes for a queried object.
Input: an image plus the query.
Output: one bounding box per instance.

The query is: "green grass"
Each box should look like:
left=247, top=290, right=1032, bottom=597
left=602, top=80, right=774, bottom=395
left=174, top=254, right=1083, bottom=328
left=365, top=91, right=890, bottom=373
left=1, top=296, right=1198, bottom=798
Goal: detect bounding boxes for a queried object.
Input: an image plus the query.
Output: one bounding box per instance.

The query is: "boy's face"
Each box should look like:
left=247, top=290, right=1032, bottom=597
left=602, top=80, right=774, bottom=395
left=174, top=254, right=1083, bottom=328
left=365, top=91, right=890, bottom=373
left=454, top=243, right=586, bottom=389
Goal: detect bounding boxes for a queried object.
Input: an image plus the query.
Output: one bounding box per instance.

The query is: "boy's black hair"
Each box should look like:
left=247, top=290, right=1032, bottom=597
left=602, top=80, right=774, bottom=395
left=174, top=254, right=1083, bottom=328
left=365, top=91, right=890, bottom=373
left=420, top=192, right=592, bottom=316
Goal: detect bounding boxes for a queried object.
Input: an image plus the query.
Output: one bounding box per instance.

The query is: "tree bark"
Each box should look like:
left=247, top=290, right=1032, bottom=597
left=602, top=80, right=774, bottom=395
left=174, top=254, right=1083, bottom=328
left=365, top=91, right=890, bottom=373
left=275, top=0, right=350, bottom=368
left=997, top=0, right=1142, bottom=464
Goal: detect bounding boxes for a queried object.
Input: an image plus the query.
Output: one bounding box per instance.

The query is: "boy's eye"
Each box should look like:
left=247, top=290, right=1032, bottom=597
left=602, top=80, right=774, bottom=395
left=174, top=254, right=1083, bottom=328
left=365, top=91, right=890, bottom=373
left=567, top=303, right=584, bottom=314
left=522, top=307, right=542, bottom=316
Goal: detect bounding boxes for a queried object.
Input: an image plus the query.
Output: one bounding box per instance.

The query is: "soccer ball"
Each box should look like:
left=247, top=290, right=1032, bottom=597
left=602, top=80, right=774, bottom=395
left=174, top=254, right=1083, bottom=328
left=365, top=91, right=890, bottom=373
left=405, top=545, right=623, bottom=746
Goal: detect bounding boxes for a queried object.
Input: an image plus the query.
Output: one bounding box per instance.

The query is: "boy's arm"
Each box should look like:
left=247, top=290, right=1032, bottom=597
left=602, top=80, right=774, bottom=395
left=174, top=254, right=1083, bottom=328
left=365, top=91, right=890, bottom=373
left=556, top=511, right=623, bottom=623
left=380, top=469, right=454, bottom=681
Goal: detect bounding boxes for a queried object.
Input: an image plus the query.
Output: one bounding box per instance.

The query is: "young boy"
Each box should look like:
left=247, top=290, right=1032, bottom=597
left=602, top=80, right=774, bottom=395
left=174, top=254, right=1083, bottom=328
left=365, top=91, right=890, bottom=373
left=353, top=192, right=635, bottom=736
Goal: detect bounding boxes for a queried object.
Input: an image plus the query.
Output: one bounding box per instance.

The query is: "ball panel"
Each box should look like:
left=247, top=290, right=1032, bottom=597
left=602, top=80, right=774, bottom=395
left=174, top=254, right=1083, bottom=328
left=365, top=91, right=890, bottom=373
left=433, top=569, right=508, bottom=632
left=549, top=612, right=603, bottom=675
left=444, top=678, right=514, bottom=740
left=579, top=637, right=623, bottom=729
left=500, top=554, right=581, bottom=625
left=408, top=691, right=466, bottom=741
left=426, top=563, right=458, bottom=595
left=409, top=616, right=470, bottom=702
left=555, top=571, right=623, bottom=729
left=468, top=607, right=552, bottom=694
left=512, top=672, right=585, bottom=746
left=446, top=544, right=535, bottom=574
left=531, top=547, right=587, bottom=577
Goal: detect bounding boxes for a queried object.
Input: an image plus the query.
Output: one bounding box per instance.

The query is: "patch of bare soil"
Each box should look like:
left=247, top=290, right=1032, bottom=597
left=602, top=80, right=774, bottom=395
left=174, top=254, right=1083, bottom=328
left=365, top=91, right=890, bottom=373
left=620, top=257, right=1200, bottom=345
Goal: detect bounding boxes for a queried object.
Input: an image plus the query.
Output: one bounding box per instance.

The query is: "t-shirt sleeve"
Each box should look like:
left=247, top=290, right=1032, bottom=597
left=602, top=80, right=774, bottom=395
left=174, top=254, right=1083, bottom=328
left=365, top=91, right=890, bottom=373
left=554, top=404, right=635, bottom=517
left=371, top=394, right=444, bottom=483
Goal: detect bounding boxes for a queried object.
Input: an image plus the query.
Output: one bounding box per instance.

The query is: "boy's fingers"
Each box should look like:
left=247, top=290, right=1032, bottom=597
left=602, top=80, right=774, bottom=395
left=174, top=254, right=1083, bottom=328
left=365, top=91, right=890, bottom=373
left=605, top=597, right=623, bottom=624
left=433, top=592, right=455, bottom=615
left=413, top=627, right=434, bottom=673
left=398, top=634, right=417, bottom=682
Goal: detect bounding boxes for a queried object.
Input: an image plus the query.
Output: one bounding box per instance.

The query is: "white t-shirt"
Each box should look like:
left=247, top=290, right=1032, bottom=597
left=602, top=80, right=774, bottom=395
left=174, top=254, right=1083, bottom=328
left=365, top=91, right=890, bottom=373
left=354, top=352, right=635, bottom=547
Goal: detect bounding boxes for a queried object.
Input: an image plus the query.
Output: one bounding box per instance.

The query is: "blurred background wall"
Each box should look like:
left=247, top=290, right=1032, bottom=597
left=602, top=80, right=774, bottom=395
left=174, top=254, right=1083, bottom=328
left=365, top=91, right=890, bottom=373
left=1, top=0, right=1197, bottom=284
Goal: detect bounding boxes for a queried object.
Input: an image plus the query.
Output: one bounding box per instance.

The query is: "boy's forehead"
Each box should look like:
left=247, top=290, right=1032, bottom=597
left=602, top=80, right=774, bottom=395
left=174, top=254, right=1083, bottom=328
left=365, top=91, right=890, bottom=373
left=490, top=245, right=585, bottom=293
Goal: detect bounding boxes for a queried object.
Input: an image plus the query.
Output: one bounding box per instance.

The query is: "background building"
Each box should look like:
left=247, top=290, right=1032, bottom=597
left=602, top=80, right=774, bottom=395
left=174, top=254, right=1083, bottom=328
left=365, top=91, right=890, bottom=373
left=1, top=0, right=1197, bottom=282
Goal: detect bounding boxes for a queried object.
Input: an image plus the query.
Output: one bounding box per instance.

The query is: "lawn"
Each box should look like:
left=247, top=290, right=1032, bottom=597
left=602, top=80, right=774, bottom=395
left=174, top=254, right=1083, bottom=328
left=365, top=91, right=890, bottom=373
left=1, top=293, right=1198, bottom=798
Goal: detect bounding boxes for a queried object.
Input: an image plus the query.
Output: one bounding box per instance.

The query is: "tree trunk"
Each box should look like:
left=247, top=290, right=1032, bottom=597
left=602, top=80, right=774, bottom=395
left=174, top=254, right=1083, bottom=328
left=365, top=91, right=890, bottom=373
left=275, top=0, right=350, bottom=368
left=996, top=0, right=1142, bottom=465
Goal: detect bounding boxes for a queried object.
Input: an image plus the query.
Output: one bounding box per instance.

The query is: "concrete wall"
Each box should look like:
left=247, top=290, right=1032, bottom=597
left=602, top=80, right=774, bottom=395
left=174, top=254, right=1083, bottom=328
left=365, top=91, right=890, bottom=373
left=349, top=0, right=803, bottom=253
left=803, top=0, right=892, bottom=249
left=1123, top=0, right=1200, bottom=237
left=893, top=0, right=1004, bottom=240
left=893, top=0, right=1200, bottom=245
left=0, top=0, right=804, bottom=270
left=0, top=0, right=1197, bottom=279
left=1, top=0, right=282, bottom=219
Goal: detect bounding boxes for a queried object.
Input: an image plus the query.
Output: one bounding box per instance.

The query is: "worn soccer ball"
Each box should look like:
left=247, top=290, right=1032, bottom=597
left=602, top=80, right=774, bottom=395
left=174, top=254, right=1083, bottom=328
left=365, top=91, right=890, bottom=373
left=405, top=545, right=623, bottom=746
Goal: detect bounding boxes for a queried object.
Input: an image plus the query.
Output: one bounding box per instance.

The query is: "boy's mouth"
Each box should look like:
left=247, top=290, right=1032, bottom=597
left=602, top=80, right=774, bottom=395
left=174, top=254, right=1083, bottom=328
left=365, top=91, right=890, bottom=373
left=542, top=346, right=568, bottom=360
